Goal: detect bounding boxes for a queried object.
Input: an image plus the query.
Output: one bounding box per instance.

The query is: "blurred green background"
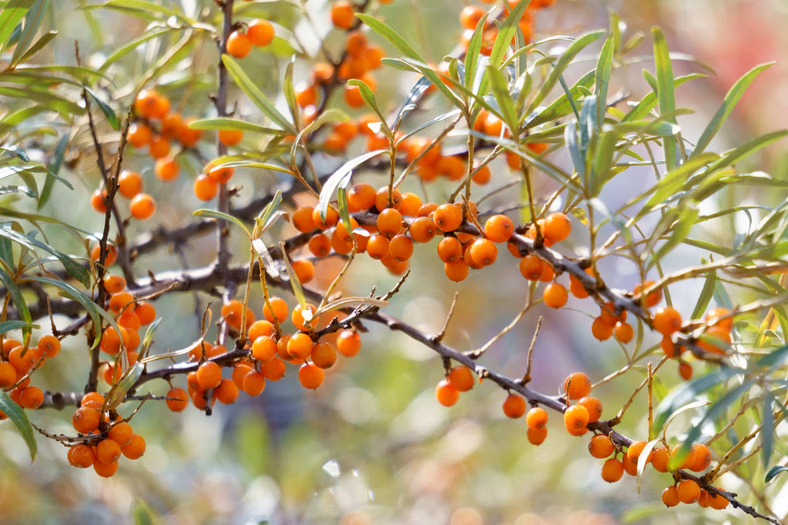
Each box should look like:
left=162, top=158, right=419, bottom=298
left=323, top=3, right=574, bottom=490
left=1, top=0, right=787, bottom=524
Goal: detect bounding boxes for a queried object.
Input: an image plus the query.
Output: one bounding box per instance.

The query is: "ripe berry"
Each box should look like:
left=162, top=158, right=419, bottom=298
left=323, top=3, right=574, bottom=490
left=149, top=136, right=171, bottom=159
left=166, top=387, right=188, bottom=412
left=292, top=206, right=316, bottom=233
left=671, top=444, right=696, bottom=470
left=651, top=447, right=670, bottom=472
left=484, top=215, right=514, bottom=243
left=312, top=206, right=339, bottom=230
left=20, top=386, right=43, bottom=409
left=263, top=297, right=289, bottom=324
left=160, top=112, right=183, bottom=138
left=563, top=372, right=591, bottom=400
left=438, top=237, right=463, bottom=263
left=470, top=239, right=497, bottom=266
left=103, top=275, right=126, bottom=295
left=519, top=255, right=544, bottom=280
left=0, top=362, right=18, bottom=388
left=662, top=486, right=679, bottom=507
left=91, top=189, right=108, bottom=213
left=527, top=426, right=547, bottom=446
left=130, top=193, right=156, bottom=220
left=698, top=490, right=711, bottom=508
left=435, top=379, right=460, bottom=407
left=331, top=1, right=356, bottom=29
left=100, top=326, right=129, bottom=355
left=298, top=363, right=324, bottom=389
left=709, top=492, right=729, bottom=510
left=653, top=306, right=682, bottom=336
left=72, top=407, right=100, bottom=434
left=543, top=283, right=568, bottom=309
left=633, top=280, right=663, bottom=308
left=525, top=407, right=548, bottom=430
left=433, top=204, right=463, bottom=232
left=601, top=458, right=624, bottom=483
left=67, top=444, right=95, bottom=468
left=389, top=234, right=414, bottom=262
left=311, top=342, right=337, bottom=369
left=599, top=301, right=627, bottom=327
left=588, top=435, right=615, bottom=458
left=287, top=333, right=314, bottom=360
left=543, top=212, right=571, bottom=243
left=444, top=260, right=469, bottom=282
left=409, top=217, right=436, bottom=243
left=591, top=317, right=613, bottom=341
left=96, top=438, right=123, bottom=466
left=194, top=175, right=218, bottom=201
left=337, top=330, right=361, bottom=357
left=309, top=233, right=331, bottom=257
left=81, top=392, right=104, bottom=409
left=128, top=122, right=152, bottom=148
left=677, top=479, right=701, bottom=504
left=94, top=460, right=119, bottom=478
left=690, top=443, right=712, bottom=472
left=614, top=322, right=634, bottom=343
left=622, top=453, right=638, bottom=476
left=678, top=361, right=693, bottom=380
left=348, top=183, right=376, bottom=210
left=219, top=128, right=243, bottom=146
left=197, top=361, right=222, bottom=389
left=705, top=307, right=732, bottom=331
left=118, top=170, right=143, bottom=198
left=563, top=404, right=589, bottom=436
left=250, top=336, right=276, bottom=363
left=248, top=19, right=275, bottom=47
left=377, top=208, right=403, bottom=236
left=502, top=393, right=526, bottom=419
left=366, top=234, right=390, bottom=260
left=227, top=30, right=252, bottom=58
left=292, top=303, right=319, bottom=331
left=578, top=397, right=603, bottom=423
left=447, top=366, right=474, bottom=392
left=626, top=441, right=651, bottom=464
left=121, top=434, right=146, bottom=460
left=215, top=379, right=239, bottom=404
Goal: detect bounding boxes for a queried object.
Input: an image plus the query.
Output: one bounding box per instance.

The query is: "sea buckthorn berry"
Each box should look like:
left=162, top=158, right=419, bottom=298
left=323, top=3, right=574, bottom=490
left=309, top=233, right=331, bottom=257
left=633, top=280, right=663, bottom=308
left=118, top=310, right=141, bottom=332
left=2, top=339, right=21, bottom=358
left=435, top=379, right=460, bottom=407
left=93, top=460, right=119, bottom=478
left=191, top=389, right=214, bottom=410
left=215, top=379, right=239, bottom=404
left=232, top=364, right=254, bottom=390
left=166, top=387, right=188, bottom=412
left=653, top=306, right=682, bottom=336
left=244, top=370, right=268, bottom=395
left=227, top=30, right=252, bottom=58
left=287, top=333, right=314, bottom=360
left=569, top=274, right=590, bottom=298
left=622, top=453, right=638, bottom=476
left=409, top=217, right=436, bottom=243
left=543, top=212, right=571, bottom=243
left=697, top=325, right=731, bottom=354
left=118, top=171, right=143, bottom=198
left=519, top=255, right=544, bottom=280
left=670, top=444, right=696, bottom=470
left=335, top=217, right=359, bottom=243
left=337, top=330, right=361, bottom=357
left=20, top=386, right=43, bottom=409
left=399, top=193, right=422, bottom=217
left=134, top=302, right=155, bottom=326
left=651, top=447, right=670, bottom=472
left=221, top=300, right=243, bottom=330
left=677, top=479, right=701, bottom=504
left=121, top=434, right=146, bottom=460
left=206, top=166, right=234, bottom=184
left=698, top=490, right=711, bottom=508
left=563, top=372, right=591, bottom=400
left=0, top=363, right=18, bottom=390
left=447, top=366, right=474, bottom=392
left=149, top=136, right=170, bottom=159
left=591, top=317, right=614, bottom=341
left=418, top=202, right=438, bottom=217
left=459, top=5, right=485, bottom=29
left=68, top=444, right=95, bottom=468
left=248, top=320, right=275, bottom=341
left=484, top=215, right=515, bottom=243
left=709, top=492, right=729, bottom=510
left=563, top=404, right=589, bottom=436
left=690, top=443, right=712, bottom=472
left=312, top=206, right=339, bottom=230
left=588, top=435, right=615, bottom=459
left=101, top=326, right=129, bottom=355
left=331, top=1, right=355, bottom=29
left=375, top=187, right=402, bottom=212
left=263, top=297, right=289, bottom=324
left=248, top=19, right=275, bottom=47
left=179, top=117, right=202, bottom=146
left=292, top=303, right=319, bottom=331
left=660, top=335, right=681, bottom=358
left=194, top=175, right=218, bottom=201
left=130, top=193, right=156, bottom=220
left=525, top=407, right=548, bottom=430
left=502, top=393, right=526, bottom=419
left=91, top=189, right=108, bottom=213
left=197, top=361, right=222, bottom=389
left=107, top=422, right=133, bottom=447
left=311, top=342, right=337, bottom=369
left=72, top=407, right=100, bottom=434
left=366, top=234, right=390, bottom=260
left=128, top=122, right=152, bottom=148
left=543, top=283, right=568, bottom=309
left=678, top=361, right=693, bottom=380
left=103, top=275, right=126, bottom=295
left=599, top=302, right=627, bottom=327
left=436, top=155, right=466, bottom=181
left=578, top=397, right=603, bottom=423
left=292, top=206, right=316, bottom=233
left=331, top=230, right=353, bottom=255
left=299, top=363, right=324, bottom=389
left=92, top=244, right=118, bottom=266
left=705, top=307, right=732, bottom=331
left=81, top=392, right=104, bottom=409
left=469, top=239, right=497, bottom=266
left=389, top=234, right=414, bottom=262
left=438, top=237, right=463, bottom=263
left=662, top=486, right=679, bottom=507
left=527, top=426, right=548, bottom=446
left=444, top=260, right=469, bottom=282
left=37, top=335, right=61, bottom=358
left=218, top=128, right=243, bottom=146
left=295, top=83, right=318, bottom=108
left=626, top=441, right=651, bottom=464
left=251, top=336, right=277, bottom=363
left=433, top=203, right=463, bottom=232
left=614, top=322, right=634, bottom=343
left=348, top=183, right=376, bottom=211
left=601, top=458, right=624, bottom=483
left=472, top=164, right=491, bottom=185
left=8, top=346, right=37, bottom=374
left=291, top=259, right=315, bottom=284
left=160, top=112, right=183, bottom=138
left=377, top=208, right=403, bottom=236
left=109, top=291, right=134, bottom=314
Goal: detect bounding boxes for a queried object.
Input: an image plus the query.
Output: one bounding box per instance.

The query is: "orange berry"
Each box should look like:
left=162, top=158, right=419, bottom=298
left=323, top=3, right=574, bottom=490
left=232, top=364, right=253, bottom=391
left=374, top=187, right=402, bottom=212
left=72, top=407, right=100, bottom=434
left=671, top=444, right=696, bottom=470
left=543, top=283, right=568, bottom=309
left=160, top=112, right=183, bottom=138
left=248, top=320, right=275, bottom=342
left=569, top=274, right=590, bottom=298
left=219, top=128, right=243, bottom=146
left=227, top=30, right=252, bottom=58
left=389, top=234, right=414, bottom=262
left=121, top=434, right=146, bottom=460
left=614, top=322, right=634, bottom=343
left=447, top=366, right=474, bottom=392
left=435, top=379, right=460, bottom=407
left=651, top=447, right=670, bottom=472
left=563, top=372, right=591, bottom=400
left=705, top=307, right=732, bottom=331
left=627, top=441, right=651, bottom=464
left=312, top=206, right=339, bottom=230
left=459, top=5, right=485, bottom=29
left=295, top=83, right=318, bottom=108
left=250, top=336, right=276, bottom=363
left=118, top=170, right=143, bottom=199
left=698, top=325, right=731, bottom=355
left=287, top=332, right=314, bottom=360
left=206, top=166, right=234, bottom=184
left=698, top=490, right=711, bottom=508
left=0, top=362, right=20, bottom=388
left=291, top=259, right=315, bottom=284
left=433, top=204, right=463, bottom=232
left=93, top=460, right=119, bottom=477
left=292, top=206, right=316, bottom=233
left=677, top=479, right=701, bottom=504
left=409, top=217, right=436, bottom=243
left=484, top=215, right=514, bottom=243
left=435, top=155, right=466, bottom=181
left=662, top=486, right=680, bottom=507
left=578, top=397, right=603, bottom=423
left=248, top=19, right=275, bottom=47
left=591, top=317, right=614, bottom=341
left=153, top=157, right=178, bottom=181
left=709, top=492, right=729, bottom=510
left=292, top=303, right=319, bottom=331
left=20, top=386, right=43, bottom=409
left=331, top=1, right=355, bottom=29
left=128, top=122, right=152, bottom=148
left=91, top=189, right=108, bottom=213
left=107, top=421, right=133, bottom=447
left=221, top=300, right=245, bottom=330
left=527, top=426, right=548, bottom=446
left=311, top=342, right=337, bottom=369
left=165, top=387, right=188, bottom=412
left=298, top=362, right=324, bottom=389
left=366, top=234, right=390, bottom=260
left=197, top=361, right=222, bottom=389
left=215, top=378, right=239, bottom=404
left=103, top=275, right=126, bottom=295
left=118, top=310, right=140, bottom=332
left=519, top=255, right=545, bottom=280
left=472, top=164, right=491, bottom=185
left=37, top=335, right=61, bottom=358
left=263, top=297, right=289, bottom=324
left=563, top=404, right=589, bottom=436
left=109, top=291, right=134, bottom=315
left=100, top=326, right=129, bottom=355
left=678, top=361, right=693, bottom=380
left=135, top=302, right=156, bottom=325
left=601, top=458, right=624, bottom=483
left=653, top=306, right=682, bottom=336
left=502, top=393, right=527, bottom=419
left=525, top=407, right=548, bottom=430
left=377, top=208, right=403, bottom=236
left=633, top=280, right=663, bottom=308
left=348, top=183, right=376, bottom=211
left=437, top=237, right=463, bottom=263
left=588, top=435, right=615, bottom=459
left=398, top=193, right=422, bottom=218
left=80, top=392, right=104, bottom=409
left=444, top=260, right=469, bottom=282
left=543, top=212, right=571, bottom=243
left=244, top=370, right=268, bottom=395
left=67, top=444, right=96, bottom=468
left=470, top=238, right=497, bottom=266
left=622, top=453, right=638, bottom=476
left=194, top=175, right=218, bottom=201
left=690, top=443, right=712, bottom=472
left=599, top=301, right=627, bottom=327
left=337, top=330, right=361, bottom=357
left=148, top=136, right=171, bottom=159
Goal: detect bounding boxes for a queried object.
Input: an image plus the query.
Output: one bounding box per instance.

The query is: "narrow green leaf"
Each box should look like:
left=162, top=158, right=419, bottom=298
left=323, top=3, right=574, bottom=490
left=636, top=439, right=660, bottom=493
left=0, top=0, right=36, bottom=53
left=98, top=28, right=169, bottom=73
left=690, top=270, right=717, bottom=320
left=13, top=29, right=55, bottom=65
left=648, top=205, right=698, bottom=269
left=39, top=133, right=68, bottom=209
left=85, top=86, right=119, bottom=131
left=192, top=209, right=251, bottom=240
left=704, top=129, right=788, bottom=175
left=766, top=465, right=788, bottom=484
left=188, top=117, right=282, bottom=135
left=638, top=152, right=719, bottom=218
left=221, top=54, right=295, bottom=134
left=464, top=13, right=488, bottom=92
left=488, top=1, right=530, bottom=70
left=356, top=13, right=424, bottom=63
left=347, top=79, right=392, bottom=139
left=486, top=65, right=518, bottom=134
left=0, top=268, right=31, bottom=338
left=0, top=320, right=38, bottom=334
left=0, top=145, right=29, bottom=162
left=0, top=390, right=36, bottom=461
left=652, top=27, right=678, bottom=170
left=595, top=36, right=614, bottom=128
left=762, top=396, right=774, bottom=469
left=283, top=55, right=298, bottom=127
left=9, top=0, right=47, bottom=66
left=525, top=69, right=596, bottom=129
left=0, top=226, right=89, bottom=287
